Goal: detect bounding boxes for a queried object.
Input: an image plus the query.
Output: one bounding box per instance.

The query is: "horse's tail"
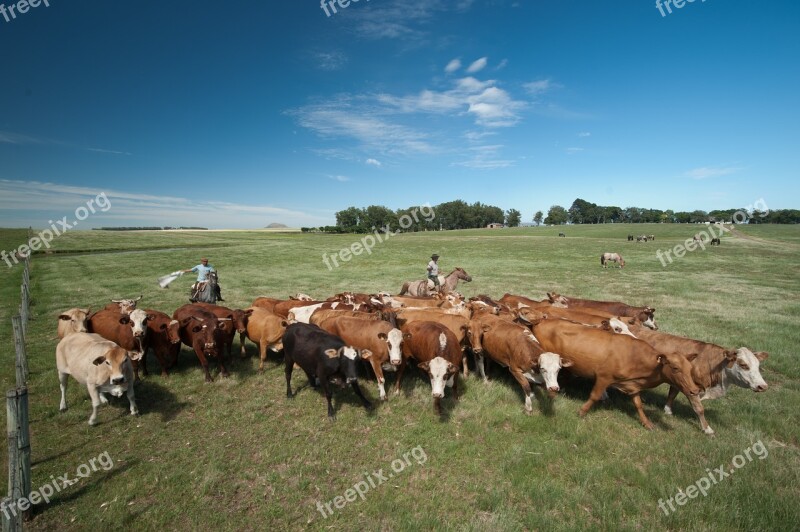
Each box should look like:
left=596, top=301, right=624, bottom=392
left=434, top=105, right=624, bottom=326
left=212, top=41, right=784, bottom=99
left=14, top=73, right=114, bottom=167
left=600, top=254, right=604, bottom=265
left=399, top=282, right=409, bottom=296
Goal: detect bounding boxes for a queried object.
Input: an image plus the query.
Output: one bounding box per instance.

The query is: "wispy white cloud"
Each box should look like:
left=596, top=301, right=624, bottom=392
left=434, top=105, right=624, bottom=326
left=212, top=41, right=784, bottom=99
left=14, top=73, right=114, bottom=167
left=444, top=58, right=461, bottom=74
left=0, top=131, right=43, bottom=145
left=365, top=158, right=382, bottom=167
left=578, top=131, right=591, bottom=137
left=313, top=50, right=348, bottom=71
left=565, top=147, right=584, bottom=155
left=327, top=174, right=351, bottom=182
left=523, top=78, right=559, bottom=96
left=87, top=147, right=132, bottom=155
left=453, top=144, right=515, bottom=169
left=495, top=59, right=508, bottom=70
left=466, top=57, right=488, bottom=74
left=0, top=179, right=329, bottom=229
left=684, top=166, right=743, bottom=179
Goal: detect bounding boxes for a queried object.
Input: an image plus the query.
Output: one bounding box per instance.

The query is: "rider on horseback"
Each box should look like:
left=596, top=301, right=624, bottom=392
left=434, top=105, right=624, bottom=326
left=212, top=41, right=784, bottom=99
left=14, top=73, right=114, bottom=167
left=183, top=257, right=224, bottom=302
left=427, top=254, right=442, bottom=294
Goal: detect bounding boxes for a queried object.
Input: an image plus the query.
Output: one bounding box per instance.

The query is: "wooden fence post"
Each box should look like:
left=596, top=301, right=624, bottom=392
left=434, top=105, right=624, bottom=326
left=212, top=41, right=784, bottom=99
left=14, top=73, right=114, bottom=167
left=6, top=388, right=31, bottom=526
left=11, top=318, right=28, bottom=387
left=18, top=287, right=28, bottom=338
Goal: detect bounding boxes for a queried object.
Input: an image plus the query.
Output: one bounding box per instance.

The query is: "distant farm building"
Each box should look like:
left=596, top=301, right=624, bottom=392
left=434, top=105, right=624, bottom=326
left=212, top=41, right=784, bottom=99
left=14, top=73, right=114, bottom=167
left=487, top=223, right=505, bottom=229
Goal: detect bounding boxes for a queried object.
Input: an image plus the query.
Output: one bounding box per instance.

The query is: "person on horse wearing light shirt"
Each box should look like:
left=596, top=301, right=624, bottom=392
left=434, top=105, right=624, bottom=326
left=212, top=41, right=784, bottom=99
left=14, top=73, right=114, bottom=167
left=427, top=254, right=441, bottom=293
left=183, top=258, right=224, bottom=301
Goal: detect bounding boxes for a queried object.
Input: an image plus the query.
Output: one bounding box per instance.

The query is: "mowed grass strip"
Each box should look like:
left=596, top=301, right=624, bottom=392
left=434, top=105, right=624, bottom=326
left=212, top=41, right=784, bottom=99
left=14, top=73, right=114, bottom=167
left=1, top=224, right=798, bottom=531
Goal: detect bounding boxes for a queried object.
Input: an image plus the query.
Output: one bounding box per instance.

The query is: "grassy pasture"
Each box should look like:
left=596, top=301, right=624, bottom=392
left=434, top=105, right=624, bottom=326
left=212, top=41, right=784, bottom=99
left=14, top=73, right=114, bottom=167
left=1, top=224, right=799, bottom=531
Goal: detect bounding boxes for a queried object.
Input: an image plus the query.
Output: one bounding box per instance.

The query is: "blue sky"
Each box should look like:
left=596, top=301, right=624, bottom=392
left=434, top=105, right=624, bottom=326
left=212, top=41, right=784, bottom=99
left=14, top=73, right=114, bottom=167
left=1, top=0, right=798, bottom=228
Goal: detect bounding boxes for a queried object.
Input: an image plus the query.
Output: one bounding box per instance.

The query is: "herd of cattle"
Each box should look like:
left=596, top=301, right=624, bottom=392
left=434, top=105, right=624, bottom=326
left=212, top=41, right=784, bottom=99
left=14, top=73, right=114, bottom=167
left=54, top=289, right=769, bottom=434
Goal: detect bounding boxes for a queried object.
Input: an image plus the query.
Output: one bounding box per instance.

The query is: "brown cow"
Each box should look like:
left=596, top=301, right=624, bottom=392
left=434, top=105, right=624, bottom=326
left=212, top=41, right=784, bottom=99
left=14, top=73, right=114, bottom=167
left=317, top=316, right=403, bottom=401
left=395, top=321, right=462, bottom=414
left=250, top=297, right=282, bottom=313
left=499, top=293, right=560, bottom=310
left=629, top=325, right=768, bottom=435
left=272, top=299, right=324, bottom=319
left=88, top=308, right=150, bottom=379
left=172, top=304, right=232, bottom=382
left=57, top=308, right=91, bottom=339
left=546, top=293, right=657, bottom=329
left=392, top=309, right=471, bottom=377
left=532, top=319, right=703, bottom=431
left=468, top=314, right=571, bottom=413
left=309, top=309, right=383, bottom=327
left=142, top=309, right=181, bottom=377
left=245, top=308, right=288, bottom=371
left=193, top=303, right=253, bottom=357
left=516, top=307, right=638, bottom=338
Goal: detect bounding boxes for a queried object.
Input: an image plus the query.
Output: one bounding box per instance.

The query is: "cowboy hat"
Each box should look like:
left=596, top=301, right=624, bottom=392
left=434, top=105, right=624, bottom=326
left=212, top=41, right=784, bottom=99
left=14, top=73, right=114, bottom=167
left=431, top=254, right=440, bottom=259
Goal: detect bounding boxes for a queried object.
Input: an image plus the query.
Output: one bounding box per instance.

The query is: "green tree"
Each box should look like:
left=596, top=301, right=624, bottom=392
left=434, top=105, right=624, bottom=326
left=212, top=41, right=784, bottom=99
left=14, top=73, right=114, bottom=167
left=544, top=205, right=568, bottom=225
left=505, top=208, right=521, bottom=227
left=533, top=210, right=543, bottom=226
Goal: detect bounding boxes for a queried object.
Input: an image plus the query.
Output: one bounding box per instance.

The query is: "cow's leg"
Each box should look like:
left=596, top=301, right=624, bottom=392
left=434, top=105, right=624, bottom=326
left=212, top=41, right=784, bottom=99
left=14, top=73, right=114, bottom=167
left=686, top=394, right=714, bottom=435
left=259, top=341, right=267, bottom=372
left=240, top=331, right=248, bottom=358
left=217, top=352, right=230, bottom=378
left=476, top=353, right=488, bottom=382
left=433, top=396, right=442, bottom=415
left=631, top=393, right=654, bottom=430
left=195, top=348, right=213, bottom=382
left=393, top=361, right=407, bottom=395
left=461, top=348, right=469, bottom=378
left=284, top=357, right=294, bottom=398
left=127, top=385, right=139, bottom=417
left=58, top=372, right=69, bottom=412
left=399, top=282, right=409, bottom=296
left=350, top=381, right=372, bottom=410
left=322, top=381, right=336, bottom=421
left=86, top=385, right=102, bottom=426
left=369, top=359, right=388, bottom=401
left=509, top=368, right=534, bottom=414
left=579, top=379, right=609, bottom=417
left=664, top=385, right=680, bottom=415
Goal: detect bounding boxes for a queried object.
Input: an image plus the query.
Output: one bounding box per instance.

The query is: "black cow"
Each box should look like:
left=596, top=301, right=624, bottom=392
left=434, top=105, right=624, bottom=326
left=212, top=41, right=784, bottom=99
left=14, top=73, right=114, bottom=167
left=558, top=232, right=566, bottom=237
left=710, top=237, right=721, bottom=245
left=282, top=323, right=371, bottom=420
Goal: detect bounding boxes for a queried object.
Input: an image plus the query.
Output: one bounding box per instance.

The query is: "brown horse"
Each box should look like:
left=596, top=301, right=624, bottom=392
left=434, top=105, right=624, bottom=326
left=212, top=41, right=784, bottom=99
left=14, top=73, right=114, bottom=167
left=399, top=267, right=472, bottom=297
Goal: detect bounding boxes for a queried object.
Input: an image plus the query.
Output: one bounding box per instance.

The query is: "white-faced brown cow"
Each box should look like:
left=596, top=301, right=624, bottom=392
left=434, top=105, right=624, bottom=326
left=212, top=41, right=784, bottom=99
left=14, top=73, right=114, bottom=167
left=56, top=332, right=139, bottom=425
left=630, top=325, right=768, bottom=435
left=88, top=308, right=150, bottom=379
left=57, top=308, right=91, bottom=339
left=532, top=319, right=704, bottom=431
left=317, top=316, right=403, bottom=401
left=468, top=313, right=571, bottom=414
left=396, top=321, right=462, bottom=414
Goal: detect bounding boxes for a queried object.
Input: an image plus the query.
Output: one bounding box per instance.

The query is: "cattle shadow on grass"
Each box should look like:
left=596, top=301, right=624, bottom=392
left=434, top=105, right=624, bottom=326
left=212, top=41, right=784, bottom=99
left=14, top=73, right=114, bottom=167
left=134, top=379, right=188, bottom=423
left=393, top=367, right=463, bottom=422
left=477, top=359, right=556, bottom=417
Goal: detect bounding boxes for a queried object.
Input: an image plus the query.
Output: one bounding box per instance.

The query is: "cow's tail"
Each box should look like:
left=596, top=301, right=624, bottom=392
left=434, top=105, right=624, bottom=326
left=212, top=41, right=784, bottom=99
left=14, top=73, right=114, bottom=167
left=600, top=254, right=604, bottom=266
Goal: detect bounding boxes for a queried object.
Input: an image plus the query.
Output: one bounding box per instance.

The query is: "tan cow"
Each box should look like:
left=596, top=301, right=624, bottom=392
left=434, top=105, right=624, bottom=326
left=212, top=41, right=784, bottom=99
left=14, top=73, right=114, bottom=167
left=57, top=308, right=91, bottom=339
left=56, top=332, right=139, bottom=426
left=532, top=319, right=703, bottom=431
left=245, top=308, right=289, bottom=371
left=317, top=316, right=403, bottom=401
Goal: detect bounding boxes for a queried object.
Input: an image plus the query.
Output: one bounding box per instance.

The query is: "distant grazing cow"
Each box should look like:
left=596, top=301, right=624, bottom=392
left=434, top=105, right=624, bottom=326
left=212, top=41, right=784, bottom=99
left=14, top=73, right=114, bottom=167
left=469, top=313, right=572, bottom=413
left=56, top=332, right=139, bottom=425
left=627, top=234, right=634, bottom=241
left=532, top=319, right=702, bottom=430
left=558, top=232, right=566, bottom=237
left=88, top=308, right=150, bottom=379
left=710, top=237, right=721, bottom=245
left=57, top=308, right=91, bottom=339
left=173, top=304, right=232, bottom=382
left=282, top=323, right=371, bottom=420
left=601, top=252, right=625, bottom=268
left=396, top=321, right=462, bottom=415
left=245, top=308, right=288, bottom=370
left=648, top=235, right=655, bottom=241
left=317, top=316, right=403, bottom=401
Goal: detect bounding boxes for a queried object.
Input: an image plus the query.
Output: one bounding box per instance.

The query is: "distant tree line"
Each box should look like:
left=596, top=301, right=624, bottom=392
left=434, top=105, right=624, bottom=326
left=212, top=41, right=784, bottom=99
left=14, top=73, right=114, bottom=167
left=312, top=201, right=522, bottom=234
left=541, top=198, right=800, bottom=225
left=93, top=226, right=208, bottom=231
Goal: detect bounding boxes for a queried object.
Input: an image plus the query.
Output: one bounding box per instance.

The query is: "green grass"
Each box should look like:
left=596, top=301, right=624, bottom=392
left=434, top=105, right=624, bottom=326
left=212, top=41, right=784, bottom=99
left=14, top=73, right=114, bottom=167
left=1, top=224, right=799, bottom=531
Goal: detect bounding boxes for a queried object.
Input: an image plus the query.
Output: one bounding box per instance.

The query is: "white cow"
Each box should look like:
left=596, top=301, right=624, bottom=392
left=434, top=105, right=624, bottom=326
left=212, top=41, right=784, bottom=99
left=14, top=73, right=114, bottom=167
left=56, top=333, right=139, bottom=425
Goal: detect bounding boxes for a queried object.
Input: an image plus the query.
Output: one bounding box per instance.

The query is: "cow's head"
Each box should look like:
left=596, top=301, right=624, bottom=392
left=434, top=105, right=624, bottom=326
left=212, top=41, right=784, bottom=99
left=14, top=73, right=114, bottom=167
left=465, top=320, right=491, bottom=354
left=639, top=308, right=658, bottom=330
left=605, top=318, right=637, bottom=338
left=724, top=348, right=768, bottom=392
left=418, top=357, right=459, bottom=399
left=92, top=346, right=130, bottom=393
left=336, top=346, right=361, bottom=384
left=185, top=316, right=223, bottom=355
left=231, top=309, right=252, bottom=334
left=166, top=319, right=182, bottom=344
left=659, top=352, right=702, bottom=397
left=57, top=308, right=90, bottom=338
left=125, top=309, right=149, bottom=339
left=532, top=352, right=573, bottom=397
left=110, top=295, right=142, bottom=315
left=547, top=292, right=569, bottom=308
left=379, top=328, right=403, bottom=366
left=515, top=307, right=547, bottom=326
